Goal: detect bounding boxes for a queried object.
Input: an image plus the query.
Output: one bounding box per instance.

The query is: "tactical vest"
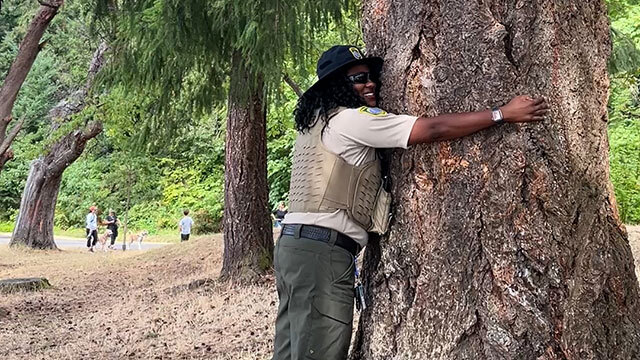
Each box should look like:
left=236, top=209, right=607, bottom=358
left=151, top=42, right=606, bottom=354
left=288, top=109, right=392, bottom=235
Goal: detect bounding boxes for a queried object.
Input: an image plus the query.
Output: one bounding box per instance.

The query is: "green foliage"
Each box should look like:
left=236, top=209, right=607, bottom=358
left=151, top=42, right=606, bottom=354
left=0, top=0, right=37, bottom=75
left=608, top=77, right=640, bottom=223
left=0, top=130, right=41, bottom=219
left=266, top=89, right=297, bottom=207
left=0, top=221, right=12, bottom=233
left=610, top=27, right=640, bottom=75
left=0, top=0, right=96, bottom=221
left=607, top=0, right=640, bottom=21
left=12, top=55, right=59, bottom=131
left=0, top=1, right=23, bottom=43
left=608, top=4, right=640, bottom=76
left=609, top=122, right=640, bottom=223
left=607, top=1, right=640, bottom=223
left=98, top=0, right=357, bottom=124
left=54, top=84, right=227, bottom=235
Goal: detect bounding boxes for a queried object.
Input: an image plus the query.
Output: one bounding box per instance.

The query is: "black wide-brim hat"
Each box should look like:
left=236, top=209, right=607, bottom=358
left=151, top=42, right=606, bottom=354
left=303, top=45, right=383, bottom=95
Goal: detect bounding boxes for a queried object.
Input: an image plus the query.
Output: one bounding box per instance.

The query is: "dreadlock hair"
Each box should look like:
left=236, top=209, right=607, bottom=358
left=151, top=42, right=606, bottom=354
left=294, top=71, right=381, bottom=133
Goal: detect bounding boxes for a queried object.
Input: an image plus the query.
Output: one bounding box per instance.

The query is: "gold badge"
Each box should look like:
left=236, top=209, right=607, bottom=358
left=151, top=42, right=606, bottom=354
left=358, top=106, right=387, bottom=116
left=349, top=47, right=363, bottom=60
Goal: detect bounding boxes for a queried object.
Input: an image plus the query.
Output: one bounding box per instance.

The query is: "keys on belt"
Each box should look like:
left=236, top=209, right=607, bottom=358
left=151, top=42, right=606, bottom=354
left=281, top=224, right=360, bottom=256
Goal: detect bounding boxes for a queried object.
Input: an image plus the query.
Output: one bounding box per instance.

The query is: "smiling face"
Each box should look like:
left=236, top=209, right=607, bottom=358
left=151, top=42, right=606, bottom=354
left=346, top=64, right=377, bottom=107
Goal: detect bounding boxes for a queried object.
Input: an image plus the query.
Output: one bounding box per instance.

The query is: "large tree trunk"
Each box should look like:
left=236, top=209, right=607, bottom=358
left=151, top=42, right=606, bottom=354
left=221, top=53, right=273, bottom=282
left=10, top=43, right=107, bottom=250
left=0, top=0, right=64, bottom=173
left=353, top=1, right=640, bottom=359
left=10, top=124, right=101, bottom=249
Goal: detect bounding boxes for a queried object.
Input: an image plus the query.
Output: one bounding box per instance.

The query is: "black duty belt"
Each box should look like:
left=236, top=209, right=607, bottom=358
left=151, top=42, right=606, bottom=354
left=281, top=224, right=360, bottom=256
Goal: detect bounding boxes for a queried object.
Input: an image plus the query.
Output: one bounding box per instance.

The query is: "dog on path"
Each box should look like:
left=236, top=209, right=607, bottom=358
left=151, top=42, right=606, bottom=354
left=128, top=230, right=149, bottom=250
left=97, top=229, right=113, bottom=252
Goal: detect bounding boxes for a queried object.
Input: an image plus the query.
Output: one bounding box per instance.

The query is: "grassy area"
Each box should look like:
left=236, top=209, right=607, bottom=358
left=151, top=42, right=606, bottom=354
left=0, top=221, right=12, bottom=233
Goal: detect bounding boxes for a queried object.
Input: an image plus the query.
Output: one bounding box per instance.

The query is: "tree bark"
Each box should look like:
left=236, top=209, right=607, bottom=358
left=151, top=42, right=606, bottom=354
left=0, top=0, right=63, bottom=173
left=10, top=122, right=102, bottom=249
left=353, top=1, right=640, bottom=359
left=283, top=73, right=303, bottom=98
left=10, top=43, right=107, bottom=250
left=221, top=52, right=273, bottom=282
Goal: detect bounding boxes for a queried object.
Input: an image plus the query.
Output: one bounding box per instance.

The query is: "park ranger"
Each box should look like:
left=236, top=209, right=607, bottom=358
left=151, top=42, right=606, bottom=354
left=272, top=45, right=548, bottom=360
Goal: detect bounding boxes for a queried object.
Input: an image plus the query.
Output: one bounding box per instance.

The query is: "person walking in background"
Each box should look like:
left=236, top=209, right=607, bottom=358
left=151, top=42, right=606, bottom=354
left=86, top=206, right=99, bottom=252
left=105, top=210, right=120, bottom=249
left=179, top=209, right=194, bottom=242
left=271, top=201, right=288, bottom=229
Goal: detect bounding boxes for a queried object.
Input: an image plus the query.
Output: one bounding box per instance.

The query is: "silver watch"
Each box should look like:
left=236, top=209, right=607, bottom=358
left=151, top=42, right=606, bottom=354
left=491, top=106, right=505, bottom=124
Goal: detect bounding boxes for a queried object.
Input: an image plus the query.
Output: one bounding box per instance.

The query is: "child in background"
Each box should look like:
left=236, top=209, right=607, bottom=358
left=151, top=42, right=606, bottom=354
left=179, top=209, right=194, bottom=242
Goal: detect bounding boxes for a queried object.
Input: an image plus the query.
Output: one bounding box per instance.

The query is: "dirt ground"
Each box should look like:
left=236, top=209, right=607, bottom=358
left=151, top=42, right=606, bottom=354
left=1, top=227, right=640, bottom=360
left=0, top=236, right=276, bottom=360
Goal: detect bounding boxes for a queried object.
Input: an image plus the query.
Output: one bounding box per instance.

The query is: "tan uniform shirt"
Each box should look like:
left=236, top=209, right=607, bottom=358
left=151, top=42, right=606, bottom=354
left=283, top=106, right=418, bottom=247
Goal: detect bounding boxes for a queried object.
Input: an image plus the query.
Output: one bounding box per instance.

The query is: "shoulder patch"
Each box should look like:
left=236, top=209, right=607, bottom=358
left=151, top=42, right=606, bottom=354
left=358, top=106, right=388, bottom=116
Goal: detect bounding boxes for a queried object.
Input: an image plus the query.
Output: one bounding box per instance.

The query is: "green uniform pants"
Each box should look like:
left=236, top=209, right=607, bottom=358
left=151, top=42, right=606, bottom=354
left=272, top=230, right=355, bottom=360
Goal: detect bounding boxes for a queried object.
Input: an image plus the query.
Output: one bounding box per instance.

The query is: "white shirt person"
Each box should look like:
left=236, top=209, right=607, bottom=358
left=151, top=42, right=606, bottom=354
left=179, top=210, right=194, bottom=242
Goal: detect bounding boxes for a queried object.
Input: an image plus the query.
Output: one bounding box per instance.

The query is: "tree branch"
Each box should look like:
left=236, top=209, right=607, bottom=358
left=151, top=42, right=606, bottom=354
left=38, top=39, right=50, bottom=51
left=37, top=0, right=61, bottom=9
left=0, top=116, right=11, bottom=144
left=0, top=148, right=13, bottom=168
left=48, top=122, right=103, bottom=174
left=283, top=73, right=303, bottom=98
left=44, top=43, right=108, bottom=174
left=0, top=117, right=25, bottom=156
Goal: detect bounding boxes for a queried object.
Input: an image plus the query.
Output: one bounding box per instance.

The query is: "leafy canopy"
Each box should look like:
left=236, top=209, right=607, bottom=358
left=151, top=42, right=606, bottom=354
left=100, top=0, right=357, bottom=114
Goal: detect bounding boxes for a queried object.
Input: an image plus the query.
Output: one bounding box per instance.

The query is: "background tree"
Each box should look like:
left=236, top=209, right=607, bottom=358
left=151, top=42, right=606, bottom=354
left=10, top=42, right=106, bottom=249
left=0, top=0, right=95, bottom=222
left=353, top=0, right=640, bottom=359
left=0, top=0, right=63, bottom=172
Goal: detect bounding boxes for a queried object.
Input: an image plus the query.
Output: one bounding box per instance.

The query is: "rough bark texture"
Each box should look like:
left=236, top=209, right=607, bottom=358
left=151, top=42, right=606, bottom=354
left=353, top=1, right=640, bottom=359
left=10, top=43, right=107, bottom=250
left=0, top=0, right=63, bottom=173
left=221, top=53, right=273, bottom=282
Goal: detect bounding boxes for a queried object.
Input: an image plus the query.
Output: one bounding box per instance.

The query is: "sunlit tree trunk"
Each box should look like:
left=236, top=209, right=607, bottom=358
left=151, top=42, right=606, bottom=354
left=11, top=123, right=102, bottom=249
left=10, top=43, right=107, bottom=250
left=221, top=52, right=273, bottom=282
left=353, top=0, right=640, bottom=359
left=0, top=0, right=63, bottom=173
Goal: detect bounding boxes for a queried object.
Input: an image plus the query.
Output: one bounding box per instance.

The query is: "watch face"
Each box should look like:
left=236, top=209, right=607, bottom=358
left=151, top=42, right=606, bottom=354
left=492, top=109, right=504, bottom=123
left=491, top=110, right=499, bottom=121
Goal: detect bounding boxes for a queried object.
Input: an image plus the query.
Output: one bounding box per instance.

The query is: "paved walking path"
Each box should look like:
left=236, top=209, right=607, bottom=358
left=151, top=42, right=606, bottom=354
left=0, top=233, right=168, bottom=250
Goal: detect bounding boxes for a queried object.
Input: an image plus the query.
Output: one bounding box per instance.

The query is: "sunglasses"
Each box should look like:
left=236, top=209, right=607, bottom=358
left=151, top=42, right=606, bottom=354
left=347, top=72, right=375, bottom=84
